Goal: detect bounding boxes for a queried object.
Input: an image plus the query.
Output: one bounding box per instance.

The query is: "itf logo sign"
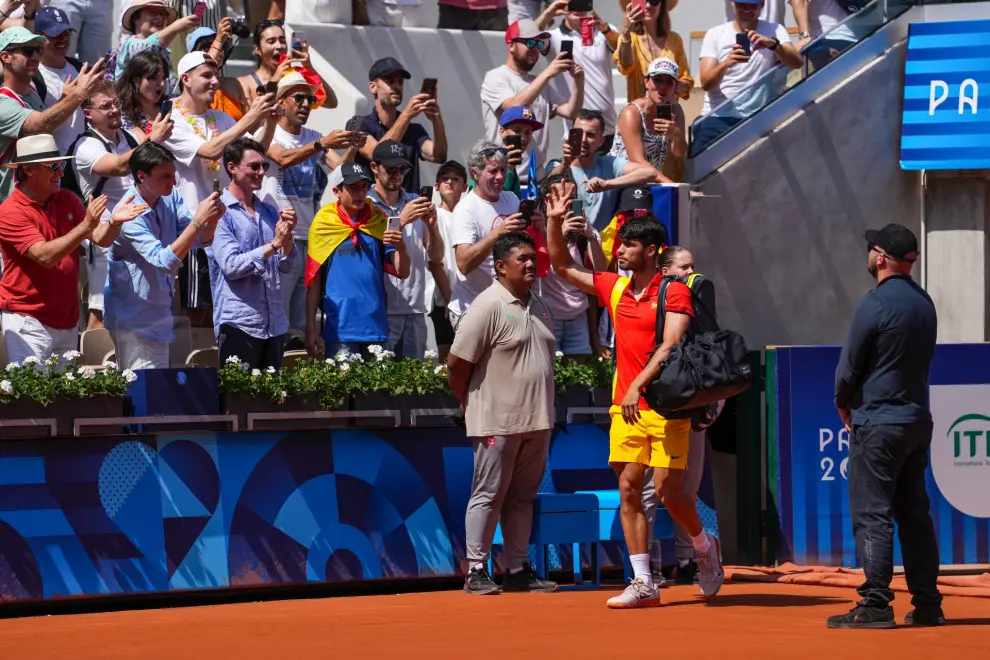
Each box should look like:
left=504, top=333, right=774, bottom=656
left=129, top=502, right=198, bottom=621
left=931, top=384, right=990, bottom=518
left=900, top=20, right=990, bottom=170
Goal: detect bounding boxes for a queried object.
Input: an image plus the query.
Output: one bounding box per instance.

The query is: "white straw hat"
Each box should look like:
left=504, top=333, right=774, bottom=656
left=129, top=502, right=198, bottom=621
left=4, top=134, right=72, bottom=168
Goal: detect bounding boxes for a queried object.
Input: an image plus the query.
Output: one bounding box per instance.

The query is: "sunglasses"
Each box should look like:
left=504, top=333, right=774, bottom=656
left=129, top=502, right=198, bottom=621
left=291, top=93, right=317, bottom=105
left=11, top=46, right=43, bottom=58
left=254, top=19, right=285, bottom=41
left=479, top=147, right=509, bottom=159
left=382, top=164, right=410, bottom=177
left=244, top=161, right=271, bottom=173
left=513, top=38, right=547, bottom=51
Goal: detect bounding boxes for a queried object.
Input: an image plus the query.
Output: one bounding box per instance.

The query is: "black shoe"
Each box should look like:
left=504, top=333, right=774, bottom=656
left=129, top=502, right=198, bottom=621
left=676, top=559, right=699, bottom=586
left=501, top=562, right=558, bottom=593
left=652, top=571, right=669, bottom=589
left=905, top=608, right=946, bottom=627
left=826, top=605, right=896, bottom=629
left=464, top=566, right=499, bottom=595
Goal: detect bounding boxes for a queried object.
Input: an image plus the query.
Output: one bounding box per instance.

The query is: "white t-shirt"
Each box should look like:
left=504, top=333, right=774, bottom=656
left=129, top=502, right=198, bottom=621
left=164, top=107, right=238, bottom=213
left=448, top=190, right=520, bottom=317
left=74, top=130, right=135, bottom=221
left=699, top=21, right=792, bottom=116
left=813, top=0, right=855, bottom=40
left=386, top=215, right=429, bottom=315
left=425, top=205, right=459, bottom=311
left=548, top=25, right=618, bottom=135
left=724, top=0, right=786, bottom=25
left=258, top=124, right=325, bottom=241
left=481, top=65, right=569, bottom=181
left=40, top=62, right=84, bottom=155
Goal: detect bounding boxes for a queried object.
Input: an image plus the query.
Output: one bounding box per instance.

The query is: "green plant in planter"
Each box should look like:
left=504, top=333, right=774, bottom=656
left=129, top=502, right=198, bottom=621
left=289, top=357, right=350, bottom=410
left=217, top=356, right=288, bottom=403
left=0, top=352, right=134, bottom=405
left=552, top=353, right=614, bottom=391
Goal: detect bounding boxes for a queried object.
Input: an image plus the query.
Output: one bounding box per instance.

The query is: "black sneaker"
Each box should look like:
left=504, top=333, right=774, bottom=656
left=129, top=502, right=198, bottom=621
left=826, top=605, right=896, bottom=629
left=676, top=559, right=699, bottom=586
left=905, top=608, right=946, bottom=627
left=464, top=566, right=499, bottom=595
left=501, top=562, right=557, bottom=593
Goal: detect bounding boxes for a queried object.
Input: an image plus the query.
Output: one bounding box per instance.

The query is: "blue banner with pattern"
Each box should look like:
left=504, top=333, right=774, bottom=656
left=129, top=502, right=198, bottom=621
left=771, top=344, right=990, bottom=567
left=901, top=20, right=990, bottom=170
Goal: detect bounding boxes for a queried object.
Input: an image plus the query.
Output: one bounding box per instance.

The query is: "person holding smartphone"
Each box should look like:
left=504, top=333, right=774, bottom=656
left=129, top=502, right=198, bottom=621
left=115, top=0, right=202, bottom=96
left=696, top=0, right=801, bottom=150
left=366, top=140, right=443, bottom=360
left=476, top=105, right=543, bottom=198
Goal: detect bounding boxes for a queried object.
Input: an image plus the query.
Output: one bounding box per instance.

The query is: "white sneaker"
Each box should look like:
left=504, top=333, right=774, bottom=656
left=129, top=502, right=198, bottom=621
left=696, top=534, right=724, bottom=598
left=606, top=578, right=662, bottom=609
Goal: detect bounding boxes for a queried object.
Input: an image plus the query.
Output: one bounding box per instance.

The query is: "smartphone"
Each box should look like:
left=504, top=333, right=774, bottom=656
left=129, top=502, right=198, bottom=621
left=193, top=1, right=207, bottom=19
left=346, top=115, right=363, bottom=133
left=519, top=199, right=537, bottom=228
left=735, top=32, right=752, bottom=56
left=419, top=185, right=433, bottom=201
left=570, top=198, right=584, bottom=218
left=292, top=31, right=305, bottom=51
left=504, top=134, right=522, bottom=151
left=420, top=77, right=437, bottom=99
left=631, top=0, right=646, bottom=33
left=657, top=103, right=672, bottom=121
left=160, top=98, right=173, bottom=119
left=567, top=127, right=584, bottom=157
left=212, top=179, right=221, bottom=195
left=257, top=81, right=278, bottom=97
left=387, top=216, right=402, bottom=233
left=569, top=0, right=593, bottom=11
left=560, top=40, right=574, bottom=60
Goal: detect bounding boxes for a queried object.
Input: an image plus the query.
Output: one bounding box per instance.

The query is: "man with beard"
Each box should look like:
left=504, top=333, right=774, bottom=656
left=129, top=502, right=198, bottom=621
left=827, top=224, right=943, bottom=629
left=261, top=71, right=363, bottom=335
left=33, top=6, right=83, bottom=154
left=545, top=181, right=724, bottom=608
left=164, top=51, right=278, bottom=327
left=481, top=19, right=584, bottom=188
left=73, top=80, right=171, bottom=329
left=0, top=26, right=104, bottom=198
left=354, top=57, right=447, bottom=194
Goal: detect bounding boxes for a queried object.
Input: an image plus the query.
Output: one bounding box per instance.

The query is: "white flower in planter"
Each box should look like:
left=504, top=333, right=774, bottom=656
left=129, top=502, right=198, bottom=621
left=555, top=351, right=564, bottom=358
left=334, top=350, right=349, bottom=363
left=368, top=344, right=383, bottom=355
left=279, top=390, right=288, bottom=403
left=23, top=356, right=40, bottom=365
left=225, top=356, right=242, bottom=364
left=46, top=354, right=59, bottom=366
left=266, top=366, right=276, bottom=374
left=0, top=380, right=12, bottom=394
left=339, top=362, right=350, bottom=372
left=122, top=370, right=138, bottom=383
left=62, top=350, right=82, bottom=362
left=325, top=358, right=334, bottom=365
left=103, top=360, right=118, bottom=370
left=6, top=362, right=18, bottom=371
left=375, top=350, right=394, bottom=362
left=348, top=353, right=364, bottom=363
left=79, top=366, right=97, bottom=379
left=434, top=365, right=446, bottom=375
left=251, top=369, right=262, bottom=377
left=425, top=349, right=438, bottom=361
left=65, top=372, right=75, bottom=381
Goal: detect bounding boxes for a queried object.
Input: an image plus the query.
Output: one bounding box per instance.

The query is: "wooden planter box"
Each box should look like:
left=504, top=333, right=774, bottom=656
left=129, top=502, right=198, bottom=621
left=554, top=385, right=593, bottom=425
left=223, top=392, right=333, bottom=431
left=0, top=395, right=125, bottom=439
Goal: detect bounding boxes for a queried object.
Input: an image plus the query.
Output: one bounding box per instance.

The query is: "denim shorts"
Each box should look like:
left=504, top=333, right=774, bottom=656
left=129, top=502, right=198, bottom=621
left=554, top=316, right=591, bottom=356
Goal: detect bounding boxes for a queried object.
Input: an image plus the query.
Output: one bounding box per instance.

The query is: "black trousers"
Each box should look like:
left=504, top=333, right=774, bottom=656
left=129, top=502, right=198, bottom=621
left=849, top=420, right=942, bottom=611
left=218, top=324, right=285, bottom=371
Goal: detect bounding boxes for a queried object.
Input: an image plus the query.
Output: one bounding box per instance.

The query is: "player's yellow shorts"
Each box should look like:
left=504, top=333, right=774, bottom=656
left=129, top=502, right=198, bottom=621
left=608, top=405, right=691, bottom=469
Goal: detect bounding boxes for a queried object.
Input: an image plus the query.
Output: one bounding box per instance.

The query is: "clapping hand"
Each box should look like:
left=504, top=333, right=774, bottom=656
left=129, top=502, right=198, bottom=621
left=84, top=195, right=108, bottom=229
left=110, top=194, right=150, bottom=225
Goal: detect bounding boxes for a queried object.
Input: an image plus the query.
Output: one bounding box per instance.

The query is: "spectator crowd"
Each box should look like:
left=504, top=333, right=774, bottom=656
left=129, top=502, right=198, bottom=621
left=0, top=0, right=844, bottom=371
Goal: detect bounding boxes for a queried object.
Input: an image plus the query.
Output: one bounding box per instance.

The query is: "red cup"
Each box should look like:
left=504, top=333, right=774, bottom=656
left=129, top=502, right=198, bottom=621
left=580, top=17, right=595, bottom=47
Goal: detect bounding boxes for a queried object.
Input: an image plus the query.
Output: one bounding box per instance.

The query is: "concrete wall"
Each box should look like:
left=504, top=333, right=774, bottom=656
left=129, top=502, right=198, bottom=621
left=687, top=40, right=920, bottom=348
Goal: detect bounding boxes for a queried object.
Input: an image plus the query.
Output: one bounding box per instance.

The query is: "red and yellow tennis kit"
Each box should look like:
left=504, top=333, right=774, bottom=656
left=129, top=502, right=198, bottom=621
left=594, top=272, right=694, bottom=469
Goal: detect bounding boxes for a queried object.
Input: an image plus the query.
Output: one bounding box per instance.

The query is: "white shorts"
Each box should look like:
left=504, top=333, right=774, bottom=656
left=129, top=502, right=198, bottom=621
left=1, top=312, right=78, bottom=364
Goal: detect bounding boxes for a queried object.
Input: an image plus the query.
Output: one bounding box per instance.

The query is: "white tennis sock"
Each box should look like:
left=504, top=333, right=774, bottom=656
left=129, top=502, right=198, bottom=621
left=630, top=553, right=653, bottom=586
left=692, top=532, right=712, bottom=554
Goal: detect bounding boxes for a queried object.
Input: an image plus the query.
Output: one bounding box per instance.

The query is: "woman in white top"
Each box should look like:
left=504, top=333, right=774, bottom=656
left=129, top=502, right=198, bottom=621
left=610, top=56, right=687, bottom=182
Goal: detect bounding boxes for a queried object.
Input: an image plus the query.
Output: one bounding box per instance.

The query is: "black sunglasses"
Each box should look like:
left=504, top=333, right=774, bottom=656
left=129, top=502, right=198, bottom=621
left=479, top=147, right=509, bottom=159
left=291, top=93, right=317, bottom=105
left=245, top=161, right=271, bottom=172
left=11, top=46, right=43, bottom=57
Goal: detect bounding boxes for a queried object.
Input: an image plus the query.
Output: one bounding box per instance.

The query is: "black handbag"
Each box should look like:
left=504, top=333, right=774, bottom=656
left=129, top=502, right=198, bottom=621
left=643, top=275, right=754, bottom=416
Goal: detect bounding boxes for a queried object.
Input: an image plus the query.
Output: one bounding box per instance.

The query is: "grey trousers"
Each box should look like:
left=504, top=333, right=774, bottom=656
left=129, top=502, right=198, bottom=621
left=643, top=428, right=708, bottom=561
left=465, top=430, right=551, bottom=569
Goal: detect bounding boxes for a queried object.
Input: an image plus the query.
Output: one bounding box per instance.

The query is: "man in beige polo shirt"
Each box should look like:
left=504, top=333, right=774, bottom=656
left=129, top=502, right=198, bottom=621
left=447, top=231, right=558, bottom=596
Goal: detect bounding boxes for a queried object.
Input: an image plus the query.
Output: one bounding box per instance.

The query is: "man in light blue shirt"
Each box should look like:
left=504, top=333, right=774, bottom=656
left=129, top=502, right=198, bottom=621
left=548, top=109, right=656, bottom=231
left=208, top=137, right=299, bottom=369
left=104, top=142, right=226, bottom=370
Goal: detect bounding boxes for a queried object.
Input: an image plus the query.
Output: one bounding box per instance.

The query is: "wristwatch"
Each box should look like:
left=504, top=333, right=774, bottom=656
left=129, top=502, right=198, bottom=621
left=768, top=37, right=780, bottom=51
left=313, top=140, right=325, bottom=153
left=798, top=31, right=811, bottom=39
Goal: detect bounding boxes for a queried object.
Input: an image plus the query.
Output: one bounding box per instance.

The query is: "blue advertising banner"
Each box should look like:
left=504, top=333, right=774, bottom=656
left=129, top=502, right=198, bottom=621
left=771, top=344, right=990, bottom=567
left=900, top=19, right=990, bottom=170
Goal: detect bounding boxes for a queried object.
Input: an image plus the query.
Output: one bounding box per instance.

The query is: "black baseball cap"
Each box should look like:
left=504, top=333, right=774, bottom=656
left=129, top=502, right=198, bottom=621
left=372, top=140, right=412, bottom=168
left=331, top=162, right=373, bottom=188
left=369, top=57, right=411, bottom=81
left=864, top=223, right=919, bottom=262
left=437, top=160, right=467, bottom=181
left=616, top=186, right=654, bottom=214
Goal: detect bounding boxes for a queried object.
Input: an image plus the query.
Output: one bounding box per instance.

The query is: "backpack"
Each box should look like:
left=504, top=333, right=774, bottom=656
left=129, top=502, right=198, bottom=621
left=30, top=56, right=84, bottom=105
left=63, top=129, right=140, bottom=203
left=643, top=274, right=754, bottom=418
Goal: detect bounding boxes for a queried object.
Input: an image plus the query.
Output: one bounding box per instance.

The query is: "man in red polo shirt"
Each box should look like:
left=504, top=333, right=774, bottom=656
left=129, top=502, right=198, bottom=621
left=545, top=181, right=724, bottom=609
left=0, top=133, right=139, bottom=363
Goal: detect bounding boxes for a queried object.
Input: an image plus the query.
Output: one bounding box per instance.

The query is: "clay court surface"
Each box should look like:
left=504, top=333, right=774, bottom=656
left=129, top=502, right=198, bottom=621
left=3, top=583, right=989, bottom=658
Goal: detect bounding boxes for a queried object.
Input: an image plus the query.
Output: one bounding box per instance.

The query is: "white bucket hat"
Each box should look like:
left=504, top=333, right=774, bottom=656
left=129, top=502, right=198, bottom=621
left=4, top=134, right=72, bottom=168
left=646, top=57, right=680, bottom=80
left=276, top=71, right=318, bottom=99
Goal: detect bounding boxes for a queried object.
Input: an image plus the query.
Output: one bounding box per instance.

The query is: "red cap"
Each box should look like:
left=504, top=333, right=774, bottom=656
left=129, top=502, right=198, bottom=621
left=505, top=19, right=549, bottom=44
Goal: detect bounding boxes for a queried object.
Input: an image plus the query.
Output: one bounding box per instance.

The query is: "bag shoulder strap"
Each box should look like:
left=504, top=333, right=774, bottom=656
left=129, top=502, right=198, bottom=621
left=607, top=276, right=632, bottom=325
left=655, top=275, right=683, bottom=342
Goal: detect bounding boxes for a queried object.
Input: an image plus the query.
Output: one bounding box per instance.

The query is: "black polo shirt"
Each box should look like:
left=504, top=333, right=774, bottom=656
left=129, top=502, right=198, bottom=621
left=355, top=109, right=432, bottom=193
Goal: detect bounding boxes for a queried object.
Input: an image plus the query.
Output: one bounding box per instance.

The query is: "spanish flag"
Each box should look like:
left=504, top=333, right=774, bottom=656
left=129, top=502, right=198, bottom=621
left=600, top=209, right=661, bottom=265
left=305, top=201, right=395, bottom=287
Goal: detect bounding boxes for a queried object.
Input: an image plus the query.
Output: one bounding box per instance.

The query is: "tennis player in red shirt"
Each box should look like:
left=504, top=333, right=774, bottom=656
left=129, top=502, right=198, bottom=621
left=545, top=181, right=723, bottom=608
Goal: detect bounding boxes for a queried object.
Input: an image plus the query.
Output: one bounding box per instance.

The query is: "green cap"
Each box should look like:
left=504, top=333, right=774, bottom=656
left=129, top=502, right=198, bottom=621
left=0, top=26, right=46, bottom=52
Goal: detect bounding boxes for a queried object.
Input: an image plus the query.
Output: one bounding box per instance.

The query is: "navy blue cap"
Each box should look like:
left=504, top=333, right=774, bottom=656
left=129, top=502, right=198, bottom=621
left=34, top=6, right=73, bottom=38
left=499, top=105, right=544, bottom=130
